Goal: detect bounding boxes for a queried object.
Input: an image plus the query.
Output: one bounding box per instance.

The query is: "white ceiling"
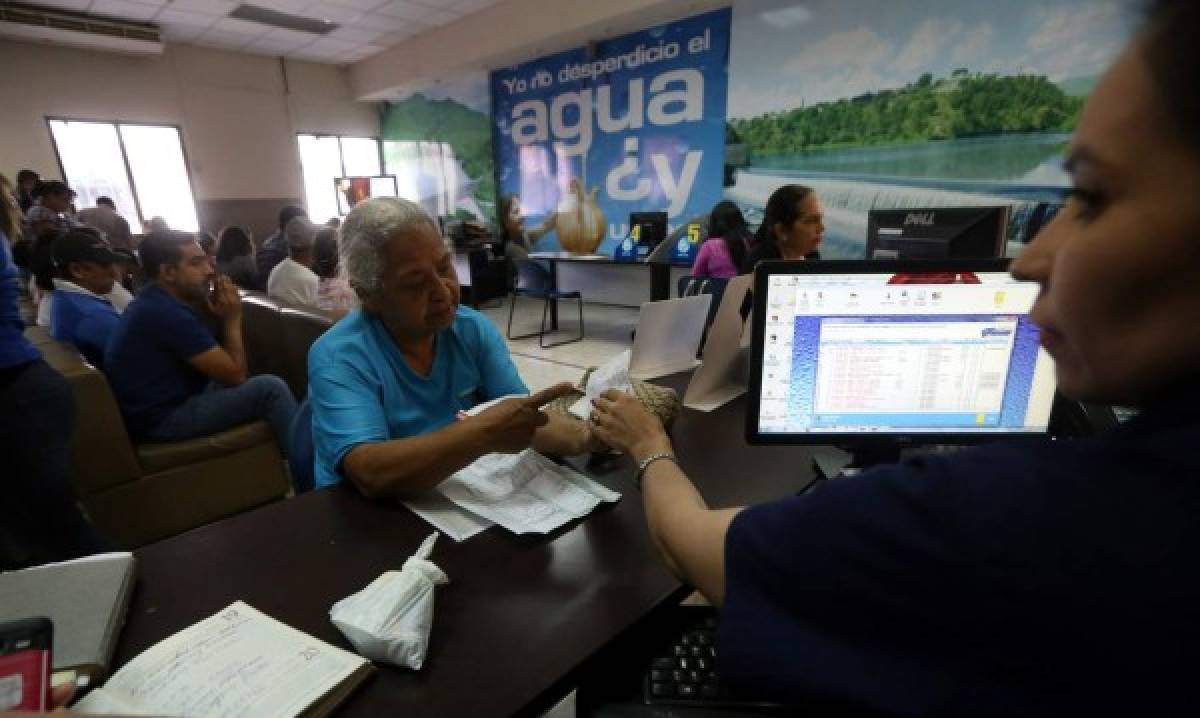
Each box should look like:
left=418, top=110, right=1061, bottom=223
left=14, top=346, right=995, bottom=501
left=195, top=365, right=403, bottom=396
left=27, top=0, right=503, bottom=64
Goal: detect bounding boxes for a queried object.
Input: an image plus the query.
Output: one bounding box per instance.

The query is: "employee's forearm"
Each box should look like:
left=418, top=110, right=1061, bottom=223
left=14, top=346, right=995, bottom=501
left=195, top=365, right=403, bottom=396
left=222, top=316, right=247, bottom=378
left=344, top=422, right=492, bottom=500
left=636, top=440, right=740, bottom=607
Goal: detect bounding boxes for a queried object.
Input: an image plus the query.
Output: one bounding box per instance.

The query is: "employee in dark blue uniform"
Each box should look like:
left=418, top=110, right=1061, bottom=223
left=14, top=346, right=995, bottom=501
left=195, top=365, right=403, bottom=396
left=589, top=2, right=1200, bottom=714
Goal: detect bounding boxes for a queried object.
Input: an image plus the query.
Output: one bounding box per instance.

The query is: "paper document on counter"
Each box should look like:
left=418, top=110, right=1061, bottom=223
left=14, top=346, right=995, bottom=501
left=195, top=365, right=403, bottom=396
left=402, top=493, right=492, bottom=542
left=437, top=449, right=620, bottom=534
left=570, top=349, right=633, bottom=419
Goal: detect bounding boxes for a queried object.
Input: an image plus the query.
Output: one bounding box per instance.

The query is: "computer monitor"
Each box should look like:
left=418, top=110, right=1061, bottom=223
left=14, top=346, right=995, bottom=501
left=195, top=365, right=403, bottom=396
left=334, top=175, right=399, bottom=215
left=866, top=206, right=1009, bottom=260
left=745, top=260, right=1056, bottom=463
left=629, top=211, right=668, bottom=251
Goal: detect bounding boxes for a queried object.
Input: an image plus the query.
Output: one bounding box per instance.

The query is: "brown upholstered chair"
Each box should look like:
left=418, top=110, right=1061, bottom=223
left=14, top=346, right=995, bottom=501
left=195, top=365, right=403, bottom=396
left=30, top=331, right=289, bottom=548
left=279, top=306, right=339, bottom=399
left=239, top=292, right=287, bottom=380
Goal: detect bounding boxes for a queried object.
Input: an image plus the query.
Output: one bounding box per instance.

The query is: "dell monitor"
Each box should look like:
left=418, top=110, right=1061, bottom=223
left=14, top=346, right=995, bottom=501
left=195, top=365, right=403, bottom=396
left=866, top=206, right=1009, bottom=260
left=746, top=259, right=1056, bottom=467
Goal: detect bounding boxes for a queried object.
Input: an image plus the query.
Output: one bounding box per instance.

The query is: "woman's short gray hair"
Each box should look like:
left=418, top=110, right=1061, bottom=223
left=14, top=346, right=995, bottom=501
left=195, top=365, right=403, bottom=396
left=340, top=197, right=438, bottom=294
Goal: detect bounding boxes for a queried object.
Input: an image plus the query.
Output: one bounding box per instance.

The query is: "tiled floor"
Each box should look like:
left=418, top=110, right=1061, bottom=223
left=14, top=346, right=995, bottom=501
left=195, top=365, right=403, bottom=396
left=478, top=298, right=640, bottom=392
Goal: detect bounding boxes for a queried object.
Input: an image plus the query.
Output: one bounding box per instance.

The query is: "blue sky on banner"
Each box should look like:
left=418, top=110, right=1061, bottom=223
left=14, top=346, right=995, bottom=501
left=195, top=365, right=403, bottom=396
left=728, top=0, right=1134, bottom=118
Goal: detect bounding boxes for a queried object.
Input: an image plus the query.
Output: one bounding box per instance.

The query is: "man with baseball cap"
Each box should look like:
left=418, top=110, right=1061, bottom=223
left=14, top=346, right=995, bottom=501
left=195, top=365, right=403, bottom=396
left=49, top=227, right=121, bottom=369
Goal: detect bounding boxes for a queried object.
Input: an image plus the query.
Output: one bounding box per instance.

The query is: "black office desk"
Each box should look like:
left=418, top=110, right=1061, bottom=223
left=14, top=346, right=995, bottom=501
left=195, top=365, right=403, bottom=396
left=112, top=375, right=816, bottom=716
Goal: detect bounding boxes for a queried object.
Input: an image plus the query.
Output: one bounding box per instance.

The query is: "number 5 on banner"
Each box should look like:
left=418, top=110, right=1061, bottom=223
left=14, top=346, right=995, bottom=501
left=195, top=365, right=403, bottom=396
left=687, top=223, right=701, bottom=244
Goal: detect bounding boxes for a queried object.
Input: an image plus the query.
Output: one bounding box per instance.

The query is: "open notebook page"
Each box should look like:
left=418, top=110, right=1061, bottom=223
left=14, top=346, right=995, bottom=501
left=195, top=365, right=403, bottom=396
left=74, top=601, right=368, bottom=717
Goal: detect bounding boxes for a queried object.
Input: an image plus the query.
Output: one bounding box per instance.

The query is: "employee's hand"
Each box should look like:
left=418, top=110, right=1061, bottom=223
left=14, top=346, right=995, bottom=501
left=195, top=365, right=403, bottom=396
left=208, top=275, right=242, bottom=321
left=469, top=383, right=575, bottom=453
left=590, top=389, right=671, bottom=461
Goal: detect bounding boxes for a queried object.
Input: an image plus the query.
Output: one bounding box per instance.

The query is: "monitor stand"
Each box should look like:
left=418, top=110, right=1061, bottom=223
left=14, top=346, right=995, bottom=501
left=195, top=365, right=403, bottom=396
left=811, top=444, right=904, bottom=481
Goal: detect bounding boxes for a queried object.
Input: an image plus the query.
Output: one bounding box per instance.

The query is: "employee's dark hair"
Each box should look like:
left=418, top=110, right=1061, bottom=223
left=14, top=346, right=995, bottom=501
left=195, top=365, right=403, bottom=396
left=1141, top=0, right=1200, bottom=154
left=140, top=230, right=197, bottom=279
left=277, top=205, right=307, bottom=233
left=753, top=184, right=814, bottom=250
left=96, top=196, right=115, bottom=209
left=708, top=200, right=751, bottom=270
left=16, top=169, right=38, bottom=187
left=215, top=226, right=254, bottom=262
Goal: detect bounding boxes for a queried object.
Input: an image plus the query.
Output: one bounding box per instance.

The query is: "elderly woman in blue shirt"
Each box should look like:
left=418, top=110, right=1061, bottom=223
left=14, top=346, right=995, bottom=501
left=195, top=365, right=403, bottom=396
left=590, top=2, right=1200, bottom=714
left=308, top=197, right=599, bottom=497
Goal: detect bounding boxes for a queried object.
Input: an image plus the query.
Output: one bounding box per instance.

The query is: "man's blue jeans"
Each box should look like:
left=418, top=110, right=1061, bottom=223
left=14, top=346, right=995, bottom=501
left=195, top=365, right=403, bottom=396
left=146, top=375, right=297, bottom=456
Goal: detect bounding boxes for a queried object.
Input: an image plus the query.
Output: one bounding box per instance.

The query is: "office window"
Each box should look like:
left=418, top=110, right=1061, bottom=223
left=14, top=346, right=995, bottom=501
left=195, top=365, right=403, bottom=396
left=382, top=140, right=460, bottom=219
left=48, top=119, right=199, bottom=233
left=297, top=134, right=384, bottom=223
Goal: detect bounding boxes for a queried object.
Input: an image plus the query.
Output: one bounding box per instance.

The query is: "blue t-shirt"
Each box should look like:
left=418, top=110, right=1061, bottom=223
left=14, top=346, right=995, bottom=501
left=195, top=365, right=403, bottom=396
left=50, top=286, right=120, bottom=369
left=309, top=305, right=528, bottom=489
left=719, top=402, right=1200, bottom=716
left=104, top=284, right=216, bottom=438
left=1, top=234, right=39, bottom=370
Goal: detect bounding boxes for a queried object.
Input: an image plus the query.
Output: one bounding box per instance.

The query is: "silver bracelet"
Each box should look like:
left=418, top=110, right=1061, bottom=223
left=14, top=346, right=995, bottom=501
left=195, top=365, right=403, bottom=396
left=635, top=453, right=677, bottom=488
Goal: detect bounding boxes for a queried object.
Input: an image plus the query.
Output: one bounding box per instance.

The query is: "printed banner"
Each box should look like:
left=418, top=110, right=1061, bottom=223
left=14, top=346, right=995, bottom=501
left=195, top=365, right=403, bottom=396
left=491, top=8, right=730, bottom=257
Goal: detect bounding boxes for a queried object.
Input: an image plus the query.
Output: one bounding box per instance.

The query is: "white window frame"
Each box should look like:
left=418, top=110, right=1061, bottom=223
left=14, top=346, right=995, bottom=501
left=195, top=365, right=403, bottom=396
left=46, top=117, right=199, bottom=233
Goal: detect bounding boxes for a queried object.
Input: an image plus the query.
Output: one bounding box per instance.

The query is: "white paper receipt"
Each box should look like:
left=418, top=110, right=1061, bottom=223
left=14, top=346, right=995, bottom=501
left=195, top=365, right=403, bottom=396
left=437, top=449, right=620, bottom=534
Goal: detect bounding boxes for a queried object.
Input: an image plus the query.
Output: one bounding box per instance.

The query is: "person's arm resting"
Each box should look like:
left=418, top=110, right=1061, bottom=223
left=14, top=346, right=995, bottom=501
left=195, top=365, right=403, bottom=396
left=590, top=390, right=743, bottom=605
left=339, top=385, right=573, bottom=500
left=638, top=445, right=743, bottom=606
left=342, top=423, right=493, bottom=499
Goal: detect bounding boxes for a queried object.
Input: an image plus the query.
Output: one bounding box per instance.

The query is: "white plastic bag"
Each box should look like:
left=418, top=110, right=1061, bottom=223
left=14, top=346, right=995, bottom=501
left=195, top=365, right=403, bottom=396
left=329, top=533, right=448, bottom=670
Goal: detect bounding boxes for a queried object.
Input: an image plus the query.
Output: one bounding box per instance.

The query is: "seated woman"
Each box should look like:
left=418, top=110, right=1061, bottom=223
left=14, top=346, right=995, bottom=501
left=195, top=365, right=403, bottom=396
left=313, top=227, right=356, bottom=314
left=691, top=201, right=752, bottom=280
left=497, top=194, right=554, bottom=262
left=740, top=184, right=823, bottom=273
left=590, top=2, right=1200, bottom=713
left=308, top=198, right=600, bottom=497
left=214, top=225, right=258, bottom=290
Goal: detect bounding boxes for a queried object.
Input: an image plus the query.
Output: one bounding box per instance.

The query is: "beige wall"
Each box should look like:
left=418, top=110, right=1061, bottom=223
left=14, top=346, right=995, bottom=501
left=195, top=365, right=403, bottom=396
left=350, top=0, right=726, bottom=100
left=0, top=39, right=377, bottom=234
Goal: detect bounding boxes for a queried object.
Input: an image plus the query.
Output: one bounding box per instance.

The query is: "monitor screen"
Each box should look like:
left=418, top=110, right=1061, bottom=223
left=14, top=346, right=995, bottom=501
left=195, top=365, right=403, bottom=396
left=746, top=260, right=1056, bottom=444
left=335, top=175, right=399, bottom=215
left=629, top=211, right=667, bottom=248
left=866, top=206, right=1009, bottom=260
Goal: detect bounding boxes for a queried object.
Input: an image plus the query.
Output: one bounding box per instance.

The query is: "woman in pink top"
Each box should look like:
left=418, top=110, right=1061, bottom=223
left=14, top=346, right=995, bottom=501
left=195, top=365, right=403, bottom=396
left=691, top=201, right=752, bottom=280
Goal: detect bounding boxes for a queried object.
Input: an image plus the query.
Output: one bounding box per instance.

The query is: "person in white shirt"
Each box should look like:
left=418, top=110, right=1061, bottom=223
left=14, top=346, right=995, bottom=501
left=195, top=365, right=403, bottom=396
left=266, top=216, right=319, bottom=307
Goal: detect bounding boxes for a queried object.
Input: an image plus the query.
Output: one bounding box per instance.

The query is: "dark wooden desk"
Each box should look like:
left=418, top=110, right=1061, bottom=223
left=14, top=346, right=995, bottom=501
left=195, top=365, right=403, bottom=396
left=114, top=375, right=816, bottom=717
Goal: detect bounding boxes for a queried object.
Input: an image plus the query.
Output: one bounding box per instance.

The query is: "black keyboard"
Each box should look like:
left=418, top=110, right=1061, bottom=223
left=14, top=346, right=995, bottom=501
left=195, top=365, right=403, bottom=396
left=642, top=609, right=788, bottom=712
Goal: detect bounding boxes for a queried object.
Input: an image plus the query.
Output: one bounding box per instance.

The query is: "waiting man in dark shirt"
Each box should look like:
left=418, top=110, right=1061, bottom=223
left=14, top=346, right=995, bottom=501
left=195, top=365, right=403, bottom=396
left=255, top=205, right=307, bottom=289
left=48, top=228, right=121, bottom=369
left=105, top=231, right=297, bottom=454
